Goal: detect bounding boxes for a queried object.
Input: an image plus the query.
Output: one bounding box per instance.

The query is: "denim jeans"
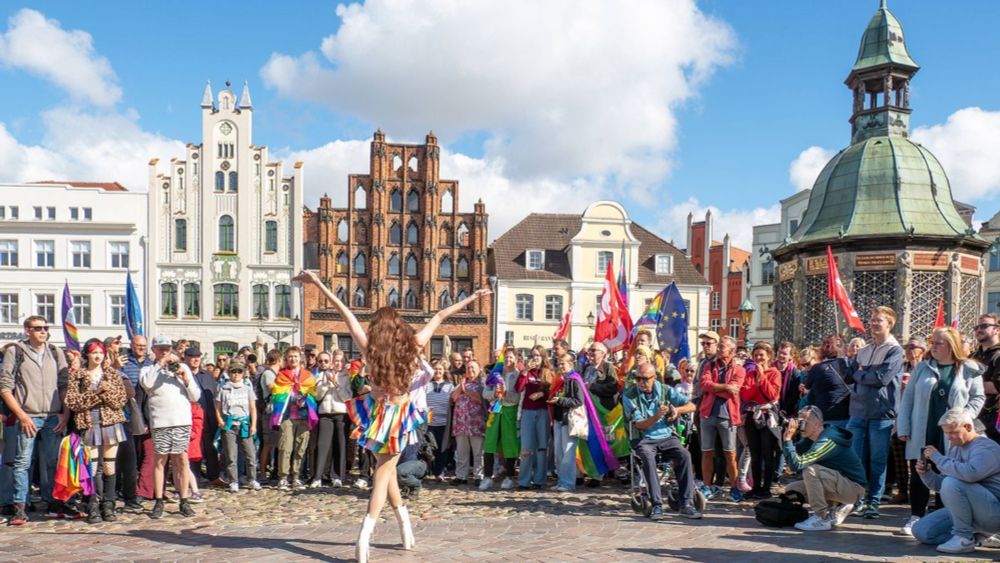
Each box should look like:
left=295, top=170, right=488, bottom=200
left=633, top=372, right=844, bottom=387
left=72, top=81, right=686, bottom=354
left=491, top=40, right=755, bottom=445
left=553, top=422, right=577, bottom=490
left=518, top=408, right=550, bottom=487
left=0, top=415, right=62, bottom=505
left=912, top=477, right=1000, bottom=543
left=847, top=417, right=894, bottom=503
left=397, top=460, right=427, bottom=489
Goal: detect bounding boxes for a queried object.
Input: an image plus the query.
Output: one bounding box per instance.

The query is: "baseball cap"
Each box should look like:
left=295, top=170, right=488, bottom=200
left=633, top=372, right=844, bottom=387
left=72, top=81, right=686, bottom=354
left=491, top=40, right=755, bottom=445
left=150, top=336, right=173, bottom=348
left=184, top=347, right=203, bottom=358
left=228, top=359, right=246, bottom=372
left=698, top=331, right=720, bottom=343
left=103, top=335, right=121, bottom=347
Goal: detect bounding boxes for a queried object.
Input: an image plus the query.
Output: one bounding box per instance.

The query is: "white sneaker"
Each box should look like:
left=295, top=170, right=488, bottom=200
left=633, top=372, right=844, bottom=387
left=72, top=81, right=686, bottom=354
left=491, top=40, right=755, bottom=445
left=355, top=478, right=368, bottom=489
left=229, top=482, right=239, bottom=493
left=794, top=514, right=833, bottom=532
left=293, top=479, right=306, bottom=490
left=309, top=480, right=322, bottom=489
left=937, top=534, right=977, bottom=554
left=831, top=503, right=854, bottom=527
left=897, top=515, right=919, bottom=536
left=979, top=534, right=1000, bottom=549
left=479, top=477, right=494, bottom=491
left=277, top=479, right=289, bottom=491
left=332, top=479, right=343, bottom=488
left=251, top=480, right=262, bottom=491
left=500, top=478, right=514, bottom=490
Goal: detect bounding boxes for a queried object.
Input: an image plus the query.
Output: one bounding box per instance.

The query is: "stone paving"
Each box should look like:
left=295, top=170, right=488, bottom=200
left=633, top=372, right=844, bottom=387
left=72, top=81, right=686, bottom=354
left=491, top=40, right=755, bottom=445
left=1, top=480, right=996, bottom=562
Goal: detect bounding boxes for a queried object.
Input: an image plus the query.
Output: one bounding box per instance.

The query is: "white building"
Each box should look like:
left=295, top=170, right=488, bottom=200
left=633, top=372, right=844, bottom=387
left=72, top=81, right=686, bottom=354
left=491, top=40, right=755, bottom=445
left=146, top=81, right=304, bottom=358
left=748, top=189, right=810, bottom=343
left=0, top=182, right=147, bottom=346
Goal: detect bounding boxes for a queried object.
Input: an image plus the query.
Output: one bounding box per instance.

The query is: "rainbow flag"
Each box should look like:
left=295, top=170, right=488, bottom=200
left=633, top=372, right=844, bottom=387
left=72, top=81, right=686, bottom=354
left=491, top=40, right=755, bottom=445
left=577, top=394, right=629, bottom=477
left=565, top=371, right=620, bottom=478
left=486, top=348, right=507, bottom=413
left=53, top=433, right=93, bottom=501
left=61, top=282, right=79, bottom=352
left=270, top=368, right=319, bottom=430
left=632, top=285, right=667, bottom=334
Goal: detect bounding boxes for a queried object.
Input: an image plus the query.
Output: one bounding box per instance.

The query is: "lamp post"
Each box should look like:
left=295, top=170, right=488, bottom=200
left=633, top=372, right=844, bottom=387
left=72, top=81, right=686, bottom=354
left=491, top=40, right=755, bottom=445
left=258, top=315, right=299, bottom=352
left=738, top=299, right=755, bottom=347
left=488, top=275, right=498, bottom=351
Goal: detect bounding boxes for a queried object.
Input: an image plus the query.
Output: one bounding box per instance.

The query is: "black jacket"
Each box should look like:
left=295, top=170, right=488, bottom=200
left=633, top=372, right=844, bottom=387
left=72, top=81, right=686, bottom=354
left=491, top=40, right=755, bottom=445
left=553, top=375, right=585, bottom=425
left=973, top=345, right=1000, bottom=420
left=777, top=365, right=803, bottom=416
left=804, top=358, right=852, bottom=422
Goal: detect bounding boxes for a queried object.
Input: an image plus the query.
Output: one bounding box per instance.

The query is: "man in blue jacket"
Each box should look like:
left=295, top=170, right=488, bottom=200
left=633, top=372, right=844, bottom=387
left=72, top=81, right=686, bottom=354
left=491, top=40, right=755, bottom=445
left=783, top=405, right=867, bottom=532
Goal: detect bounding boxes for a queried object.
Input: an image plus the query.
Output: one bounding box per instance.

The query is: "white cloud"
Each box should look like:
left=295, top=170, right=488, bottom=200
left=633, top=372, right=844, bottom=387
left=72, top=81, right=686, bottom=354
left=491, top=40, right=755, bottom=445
left=789, top=146, right=835, bottom=192
left=262, top=0, right=735, bottom=197
left=912, top=107, right=1000, bottom=201
left=656, top=197, right=780, bottom=251
left=0, top=9, right=121, bottom=107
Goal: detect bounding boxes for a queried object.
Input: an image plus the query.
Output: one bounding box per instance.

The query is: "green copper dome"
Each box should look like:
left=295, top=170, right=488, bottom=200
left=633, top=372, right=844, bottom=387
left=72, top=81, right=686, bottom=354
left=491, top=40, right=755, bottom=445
left=852, top=0, right=918, bottom=73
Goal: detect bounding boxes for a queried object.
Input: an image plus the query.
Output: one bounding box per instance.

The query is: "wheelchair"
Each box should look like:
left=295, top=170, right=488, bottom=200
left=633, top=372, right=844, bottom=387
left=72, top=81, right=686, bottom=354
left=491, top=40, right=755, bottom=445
left=627, top=414, right=707, bottom=517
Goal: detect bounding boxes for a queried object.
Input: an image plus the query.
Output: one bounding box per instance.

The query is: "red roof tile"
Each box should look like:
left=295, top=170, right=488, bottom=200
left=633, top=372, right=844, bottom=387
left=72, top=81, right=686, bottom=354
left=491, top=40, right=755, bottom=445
left=30, top=181, right=128, bottom=192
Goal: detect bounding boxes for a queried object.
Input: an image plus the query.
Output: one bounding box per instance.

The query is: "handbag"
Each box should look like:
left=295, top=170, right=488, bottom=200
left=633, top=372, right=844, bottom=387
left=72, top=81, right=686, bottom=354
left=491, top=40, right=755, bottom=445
left=125, top=397, right=148, bottom=436
left=568, top=405, right=589, bottom=439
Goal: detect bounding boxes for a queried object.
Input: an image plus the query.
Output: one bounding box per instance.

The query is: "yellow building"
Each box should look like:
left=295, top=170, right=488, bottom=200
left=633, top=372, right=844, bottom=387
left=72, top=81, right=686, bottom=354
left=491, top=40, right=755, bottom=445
left=490, top=201, right=711, bottom=357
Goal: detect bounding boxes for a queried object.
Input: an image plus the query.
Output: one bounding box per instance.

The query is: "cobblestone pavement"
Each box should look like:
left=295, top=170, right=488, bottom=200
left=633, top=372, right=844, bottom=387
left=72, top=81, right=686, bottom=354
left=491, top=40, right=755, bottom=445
left=1, top=480, right=996, bottom=562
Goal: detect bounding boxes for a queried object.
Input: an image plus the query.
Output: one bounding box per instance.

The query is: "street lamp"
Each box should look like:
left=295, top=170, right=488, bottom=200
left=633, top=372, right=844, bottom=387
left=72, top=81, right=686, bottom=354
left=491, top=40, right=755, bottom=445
left=258, top=315, right=300, bottom=351
left=488, top=275, right=498, bottom=351
left=738, top=299, right=755, bottom=346
left=587, top=310, right=595, bottom=328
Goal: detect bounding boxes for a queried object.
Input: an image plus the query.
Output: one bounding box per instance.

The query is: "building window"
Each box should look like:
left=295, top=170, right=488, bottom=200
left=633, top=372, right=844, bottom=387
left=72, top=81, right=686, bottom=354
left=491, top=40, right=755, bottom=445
left=47, top=207, right=55, bottom=220
left=527, top=250, right=544, bottom=271
left=405, top=289, right=417, bottom=309
left=405, top=253, right=418, bottom=277
left=0, top=294, right=17, bottom=324
left=337, top=219, right=349, bottom=243
left=761, top=260, right=776, bottom=285
left=336, top=335, right=361, bottom=360
left=515, top=294, right=534, bottom=321
left=439, top=290, right=453, bottom=309
left=69, top=207, right=79, bottom=220
left=457, top=256, right=469, bottom=279
left=440, top=256, right=452, bottom=279
left=110, top=242, right=129, bottom=269
left=213, top=341, right=238, bottom=359
left=71, top=241, right=91, bottom=268
left=389, top=189, right=402, bottom=212
left=175, top=219, right=188, bottom=251
left=275, top=284, right=292, bottom=319
left=73, top=295, right=92, bottom=326
left=389, top=221, right=402, bottom=244
left=456, top=288, right=468, bottom=305
left=710, top=318, right=721, bottom=333
left=388, top=253, right=401, bottom=276
left=215, top=283, right=239, bottom=318
left=387, top=288, right=399, bottom=308
left=335, top=286, right=347, bottom=303
left=440, top=224, right=452, bottom=247
left=35, top=294, right=55, bottom=324
left=354, top=252, right=366, bottom=275
left=730, top=317, right=740, bottom=339
left=161, top=283, right=178, bottom=317
left=35, top=241, right=54, bottom=268
left=215, top=171, right=225, bottom=191
left=457, top=223, right=470, bottom=247
left=407, top=189, right=420, bottom=212
left=759, top=301, right=775, bottom=330
left=184, top=283, right=200, bottom=317
left=229, top=171, right=238, bottom=192
left=788, top=219, right=799, bottom=235
left=597, top=251, right=613, bottom=275
left=655, top=254, right=673, bottom=275
left=440, top=189, right=453, bottom=213
left=354, top=186, right=367, bottom=209
left=336, top=251, right=348, bottom=274
left=989, top=292, right=1000, bottom=314
left=353, top=286, right=366, bottom=307
left=8, top=206, right=16, bottom=219
left=355, top=222, right=367, bottom=243
left=253, top=284, right=269, bottom=320
left=109, top=295, right=126, bottom=325
left=265, top=221, right=278, bottom=253
left=218, top=215, right=235, bottom=251
left=990, top=248, right=1000, bottom=272
left=0, top=240, right=17, bottom=267
left=83, top=208, right=92, bottom=221
left=34, top=206, right=42, bottom=220
left=711, top=291, right=720, bottom=311
left=406, top=221, right=419, bottom=244
left=545, top=295, right=563, bottom=321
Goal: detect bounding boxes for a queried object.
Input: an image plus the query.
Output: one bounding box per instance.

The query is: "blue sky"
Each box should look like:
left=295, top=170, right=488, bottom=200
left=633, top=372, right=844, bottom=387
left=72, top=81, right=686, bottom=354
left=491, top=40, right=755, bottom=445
left=2, top=1, right=999, bottom=248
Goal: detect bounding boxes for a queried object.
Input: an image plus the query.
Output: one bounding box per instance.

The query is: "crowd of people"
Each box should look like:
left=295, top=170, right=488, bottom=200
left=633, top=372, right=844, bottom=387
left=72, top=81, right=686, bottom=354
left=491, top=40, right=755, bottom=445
left=3, top=302, right=1000, bottom=556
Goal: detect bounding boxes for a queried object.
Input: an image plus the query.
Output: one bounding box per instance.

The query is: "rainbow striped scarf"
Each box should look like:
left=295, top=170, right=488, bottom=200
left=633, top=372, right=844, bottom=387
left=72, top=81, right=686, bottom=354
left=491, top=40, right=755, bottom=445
left=565, top=371, right=620, bottom=478
left=53, top=433, right=93, bottom=501
left=270, top=368, right=319, bottom=430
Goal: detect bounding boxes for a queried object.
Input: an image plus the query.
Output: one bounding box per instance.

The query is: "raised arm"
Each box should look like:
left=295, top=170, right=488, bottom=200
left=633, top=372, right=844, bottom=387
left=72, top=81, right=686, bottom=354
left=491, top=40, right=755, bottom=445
left=414, top=288, right=491, bottom=348
left=295, top=270, right=369, bottom=354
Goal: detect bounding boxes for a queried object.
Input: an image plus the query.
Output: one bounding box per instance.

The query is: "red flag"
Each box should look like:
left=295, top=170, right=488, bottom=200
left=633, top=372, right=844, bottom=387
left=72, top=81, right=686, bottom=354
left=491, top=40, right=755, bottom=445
left=595, top=263, right=633, bottom=353
left=934, top=298, right=946, bottom=329
left=826, top=246, right=865, bottom=333
left=553, top=303, right=573, bottom=342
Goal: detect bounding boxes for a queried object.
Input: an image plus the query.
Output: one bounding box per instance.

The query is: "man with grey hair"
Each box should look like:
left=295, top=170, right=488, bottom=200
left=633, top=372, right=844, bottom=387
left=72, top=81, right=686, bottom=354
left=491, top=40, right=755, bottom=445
left=911, top=407, right=1000, bottom=554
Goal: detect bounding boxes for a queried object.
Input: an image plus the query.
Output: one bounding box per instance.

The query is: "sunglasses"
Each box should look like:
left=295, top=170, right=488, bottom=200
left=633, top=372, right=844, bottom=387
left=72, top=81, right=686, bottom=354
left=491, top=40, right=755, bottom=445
left=635, top=376, right=655, bottom=382
left=975, top=324, right=998, bottom=331
left=27, top=326, right=49, bottom=332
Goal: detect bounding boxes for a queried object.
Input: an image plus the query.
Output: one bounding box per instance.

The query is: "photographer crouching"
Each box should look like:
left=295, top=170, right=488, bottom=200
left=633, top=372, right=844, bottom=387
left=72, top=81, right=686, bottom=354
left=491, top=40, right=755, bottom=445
left=396, top=424, right=438, bottom=500
left=911, top=407, right=1000, bottom=554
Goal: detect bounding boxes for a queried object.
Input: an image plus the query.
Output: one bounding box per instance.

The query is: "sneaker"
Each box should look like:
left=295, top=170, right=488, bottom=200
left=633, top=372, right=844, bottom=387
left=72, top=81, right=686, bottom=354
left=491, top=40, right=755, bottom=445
left=179, top=499, right=196, bottom=517
left=851, top=500, right=868, bottom=517
left=209, top=478, right=228, bottom=488
left=678, top=505, right=703, bottom=519
left=937, top=534, right=977, bottom=554
left=729, top=487, right=744, bottom=502
left=278, top=479, right=290, bottom=491
left=332, top=479, right=343, bottom=488
left=292, top=479, right=306, bottom=490
left=166, top=493, right=179, bottom=504
left=229, top=482, right=240, bottom=493
left=9, top=504, right=28, bottom=526
left=831, top=503, right=854, bottom=527
left=188, top=492, right=205, bottom=504
left=354, top=478, right=368, bottom=489
left=897, top=515, right=920, bottom=536
left=479, top=477, right=494, bottom=491
left=500, top=478, right=514, bottom=490
left=794, top=514, right=833, bottom=532
left=552, top=485, right=573, bottom=493
left=309, top=480, right=322, bottom=489
left=149, top=499, right=164, bottom=520
left=863, top=503, right=880, bottom=519
left=251, top=481, right=262, bottom=492
left=737, top=478, right=752, bottom=493
left=698, top=484, right=714, bottom=500
left=649, top=505, right=665, bottom=521
left=978, top=534, right=1000, bottom=549
left=123, top=500, right=145, bottom=513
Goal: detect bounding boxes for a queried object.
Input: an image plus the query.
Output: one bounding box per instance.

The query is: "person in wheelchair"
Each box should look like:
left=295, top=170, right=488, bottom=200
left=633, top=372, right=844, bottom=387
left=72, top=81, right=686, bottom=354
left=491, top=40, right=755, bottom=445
left=623, top=363, right=703, bottom=521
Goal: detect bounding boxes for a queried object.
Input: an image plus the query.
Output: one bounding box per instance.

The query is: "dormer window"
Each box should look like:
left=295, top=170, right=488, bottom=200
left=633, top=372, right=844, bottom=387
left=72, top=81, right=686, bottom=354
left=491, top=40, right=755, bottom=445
left=655, top=254, right=673, bottom=275
left=526, top=249, right=544, bottom=271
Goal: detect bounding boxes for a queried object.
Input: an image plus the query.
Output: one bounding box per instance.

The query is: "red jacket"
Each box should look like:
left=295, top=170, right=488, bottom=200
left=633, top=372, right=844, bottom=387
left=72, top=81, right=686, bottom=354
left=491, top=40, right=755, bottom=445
left=699, top=358, right=747, bottom=425
left=739, top=366, right=781, bottom=407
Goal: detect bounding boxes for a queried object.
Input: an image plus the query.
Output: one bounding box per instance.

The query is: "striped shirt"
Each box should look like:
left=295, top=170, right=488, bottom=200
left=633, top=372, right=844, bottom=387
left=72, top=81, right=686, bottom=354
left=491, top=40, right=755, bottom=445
left=424, top=380, right=454, bottom=427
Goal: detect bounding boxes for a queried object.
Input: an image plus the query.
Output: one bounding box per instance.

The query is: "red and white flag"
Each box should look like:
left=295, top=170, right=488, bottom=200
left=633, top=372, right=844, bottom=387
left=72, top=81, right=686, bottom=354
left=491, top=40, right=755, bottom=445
left=594, top=263, right=634, bottom=352
left=553, top=303, right=573, bottom=342
left=827, top=246, right=865, bottom=333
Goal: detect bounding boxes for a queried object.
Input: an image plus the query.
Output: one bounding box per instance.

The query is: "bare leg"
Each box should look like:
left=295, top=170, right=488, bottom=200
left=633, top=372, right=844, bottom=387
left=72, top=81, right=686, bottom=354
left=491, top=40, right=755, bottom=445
left=175, top=453, right=191, bottom=499
left=701, top=451, right=714, bottom=487
left=367, top=453, right=400, bottom=518
left=153, top=454, right=168, bottom=499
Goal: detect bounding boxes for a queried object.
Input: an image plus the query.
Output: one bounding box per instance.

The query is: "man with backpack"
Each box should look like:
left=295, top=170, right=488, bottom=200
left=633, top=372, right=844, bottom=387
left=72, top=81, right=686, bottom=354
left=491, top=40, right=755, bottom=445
left=0, top=316, right=70, bottom=525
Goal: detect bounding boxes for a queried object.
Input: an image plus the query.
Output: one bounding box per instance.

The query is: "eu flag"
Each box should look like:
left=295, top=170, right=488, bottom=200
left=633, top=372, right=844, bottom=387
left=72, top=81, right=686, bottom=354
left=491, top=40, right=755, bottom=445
left=125, top=272, right=144, bottom=339
left=655, top=282, right=689, bottom=361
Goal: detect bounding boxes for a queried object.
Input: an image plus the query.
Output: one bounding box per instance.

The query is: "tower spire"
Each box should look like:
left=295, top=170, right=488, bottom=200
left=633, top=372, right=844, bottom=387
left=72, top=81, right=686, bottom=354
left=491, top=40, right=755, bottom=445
left=239, top=81, right=253, bottom=109
left=201, top=81, right=213, bottom=108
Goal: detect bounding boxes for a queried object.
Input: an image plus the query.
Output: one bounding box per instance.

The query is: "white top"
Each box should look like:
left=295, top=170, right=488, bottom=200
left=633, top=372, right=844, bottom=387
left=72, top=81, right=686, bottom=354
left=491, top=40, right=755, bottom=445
left=408, top=360, right=434, bottom=414
left=315, top=370, right=352, bottom=414
left=139, top=362, right=201, bottom=429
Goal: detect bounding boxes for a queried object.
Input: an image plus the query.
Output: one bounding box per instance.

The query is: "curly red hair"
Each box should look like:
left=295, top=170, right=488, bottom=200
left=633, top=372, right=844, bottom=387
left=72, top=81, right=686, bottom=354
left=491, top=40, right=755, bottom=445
left=366, top=307, right=419, bottom=396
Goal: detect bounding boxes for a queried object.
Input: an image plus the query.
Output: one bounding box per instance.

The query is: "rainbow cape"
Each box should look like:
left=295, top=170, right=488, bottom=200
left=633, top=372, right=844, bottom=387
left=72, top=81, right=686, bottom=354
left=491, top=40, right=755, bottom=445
left=485, top=349, right=508, bottom=414
left=270, top=368, right=319, bottom=430
left=577, top=393, right=629, bottom=477
left=565, top=371, right=621, bottom=478
left=53, top=433, right=93, bottom=501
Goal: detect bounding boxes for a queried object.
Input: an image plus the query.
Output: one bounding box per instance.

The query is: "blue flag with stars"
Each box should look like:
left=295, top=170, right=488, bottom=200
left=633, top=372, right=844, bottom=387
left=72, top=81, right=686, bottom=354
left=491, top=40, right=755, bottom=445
left=655, top=282, right=689, bottom=361
left=125, top=272, right=144, bottom=340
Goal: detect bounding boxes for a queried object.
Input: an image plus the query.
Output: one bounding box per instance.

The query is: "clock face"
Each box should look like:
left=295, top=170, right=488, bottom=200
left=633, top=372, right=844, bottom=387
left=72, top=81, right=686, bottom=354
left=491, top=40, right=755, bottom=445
left=220, top=122, right=233, bottom=135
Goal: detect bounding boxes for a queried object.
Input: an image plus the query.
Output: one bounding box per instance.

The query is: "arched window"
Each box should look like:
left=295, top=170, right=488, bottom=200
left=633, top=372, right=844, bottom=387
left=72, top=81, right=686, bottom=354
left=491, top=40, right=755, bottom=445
left=405, top=289, right=417, bottom=309
left=405, top=253, right=418, bottom=277
left=353, top=285, right=366, bottom=307
left=440, top=224, right=452, bottom=247
left=161, top=282, right=177, bottom=317
left=407, top=189, right=420, bottom=212
left=389, top=221, right=402, bottom=244
left=218, top=215, right=235, bottom=251
left=354, top=185, right=367, bottom=209
left=406, top=221, right=419, bottom=244
left=457, top=223, right=470, bottom=247
left=335, top=286, right=346, bottom=303
left=353, top=252, right=367, bottom=275
left=408, top=156, right=418, bottom=172
left=265, top=220, right=278, bottom=252
left=336, top=219, right=349, bottom=243
left=228, top=171, right=238, bottom=192
left=174, top=218, right=187, bottom=251
left=457, top=256, right=469, bottom=279
left=389, top=189, right=402, bottom=212
left=355, top=222, right=367, bottom=243
left=336, top=251, right=348, bottom=274
left=214, top=283, right=239, bottom=318
left=440, top=189, right=453, bottom=213
left=387, top=288, right=399, bottom=308
left=275, top=284, right=292, bottom=319
left=215, top=171, right=224, bottom=191
left=392, top=155, right=403, bottom=171
left=388, top=252, right=401, bottom=276
left=439, top=289, right=453, bottom=309
left=456, top=288, right=468, bottom=304
left=252, top=284, right=269, bottom=320
left=439, top=256, right=452, bottom=279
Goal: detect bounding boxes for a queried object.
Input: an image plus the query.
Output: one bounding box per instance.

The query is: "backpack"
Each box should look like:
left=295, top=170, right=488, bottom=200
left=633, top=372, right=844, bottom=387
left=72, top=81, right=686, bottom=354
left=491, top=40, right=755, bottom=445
left=754, top=491, right=810, bottom=527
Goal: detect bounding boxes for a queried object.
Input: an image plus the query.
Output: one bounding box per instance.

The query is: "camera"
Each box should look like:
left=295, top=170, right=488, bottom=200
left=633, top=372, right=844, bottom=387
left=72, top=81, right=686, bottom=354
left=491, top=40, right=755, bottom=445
left=921, top=452, right=938, bottom=473
left=166, top=362, right=182, bottom=374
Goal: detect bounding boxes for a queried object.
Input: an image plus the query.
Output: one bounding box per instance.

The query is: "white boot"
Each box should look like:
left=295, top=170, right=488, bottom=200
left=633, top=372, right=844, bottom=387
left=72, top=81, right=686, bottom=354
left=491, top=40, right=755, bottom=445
left=356, top=515, right=376, bottom=563
left=394, top=505, right=415, bottom=550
